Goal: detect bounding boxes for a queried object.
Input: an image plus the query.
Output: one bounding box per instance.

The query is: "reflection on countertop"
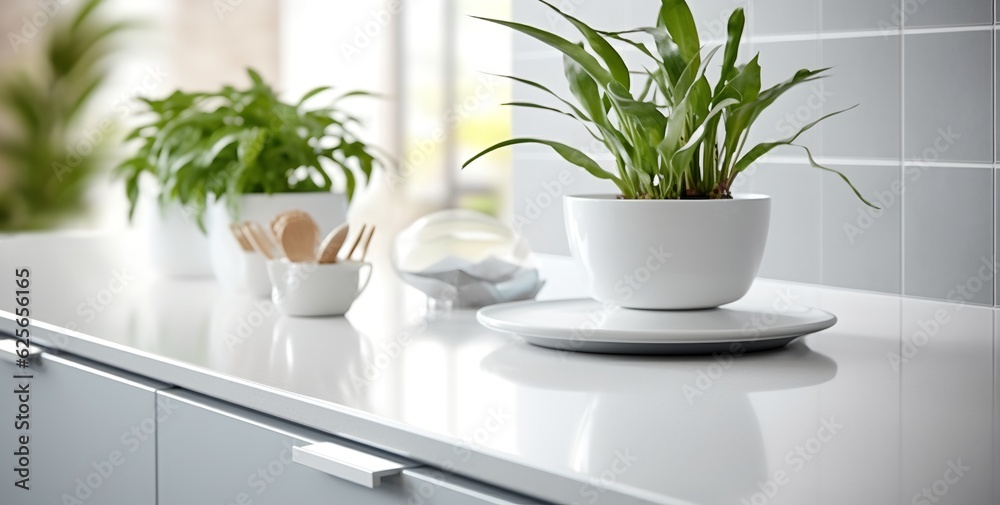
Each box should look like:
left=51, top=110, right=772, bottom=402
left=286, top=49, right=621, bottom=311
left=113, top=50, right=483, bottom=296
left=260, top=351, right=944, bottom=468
left=482, top=341, right=838, bottom=504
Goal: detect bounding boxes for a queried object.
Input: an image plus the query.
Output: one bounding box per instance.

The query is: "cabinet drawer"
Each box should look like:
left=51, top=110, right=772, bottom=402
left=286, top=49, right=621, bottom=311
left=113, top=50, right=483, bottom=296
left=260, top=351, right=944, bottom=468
left=157, top=390, right=544, bottom=505
left=0, top=346, right=161, bottom=505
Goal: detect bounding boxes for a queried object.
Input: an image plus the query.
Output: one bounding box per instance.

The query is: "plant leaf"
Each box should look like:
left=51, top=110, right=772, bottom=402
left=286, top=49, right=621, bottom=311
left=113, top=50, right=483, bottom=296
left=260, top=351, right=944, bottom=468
left=488, top=72, right=593, bottom=122
left=70, top=0, right=104, bottom=32
left=658, top=0, right=700, bottom=62
left=732, top=105, right=857, bottom=174
left=334, top=90, right=382, bottom=101
left=297, top=86, right=332, bottom=106
left=503, top=100, right=579, bottom=117
left=537, top=0, right=630, bottom=88
left=716, top=54, right=760, bottom=105
left=563, top=53, right=606, bottom=122
left=675, top=45, right=720, bottom=101
left=714, top=8, right=746, bottom=94
left=723, top=66, right=826, bottom=169
left=472, top=16, right=612, bottom=86
left=795, top=145, right=878, bottom=208
left=464, top=137, right=624, bottom=188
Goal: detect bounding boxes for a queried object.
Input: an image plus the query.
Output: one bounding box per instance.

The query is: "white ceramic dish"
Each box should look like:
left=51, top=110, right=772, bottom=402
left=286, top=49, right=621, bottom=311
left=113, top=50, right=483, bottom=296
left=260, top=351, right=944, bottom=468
left=266, top=260, right=371, bottom=317
left=477, top=298, right=836, bottom=355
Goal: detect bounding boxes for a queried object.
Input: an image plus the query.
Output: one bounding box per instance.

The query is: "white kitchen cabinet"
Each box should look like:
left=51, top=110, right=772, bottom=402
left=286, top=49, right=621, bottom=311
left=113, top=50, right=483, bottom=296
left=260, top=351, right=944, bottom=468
left=157, top=389, right=546, bottom=505
left=0, top=343, right=162, bottom=505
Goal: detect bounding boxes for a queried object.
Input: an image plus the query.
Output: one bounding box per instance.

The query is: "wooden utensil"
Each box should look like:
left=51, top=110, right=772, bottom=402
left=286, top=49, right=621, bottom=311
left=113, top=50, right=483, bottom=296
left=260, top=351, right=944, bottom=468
left=340, top=224, right=366, bottom=261
left=270, top=210, right=311, bottom=239
left=358, top=225, right=376, bottom=262
left=277, top=213, right=320, bottom=262
left=243, top=222, right=278, bottom=260
left=257, top=222, right=283, bottom=257
left=230, top=223, right=254, bottom=252
left=317, top=223, right=350, bottom=264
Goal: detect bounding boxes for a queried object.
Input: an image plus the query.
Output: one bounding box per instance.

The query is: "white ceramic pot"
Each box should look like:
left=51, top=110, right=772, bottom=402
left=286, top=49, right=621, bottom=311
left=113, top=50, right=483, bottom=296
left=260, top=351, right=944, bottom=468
left=241, top=252, right=273, bottom=298
left=564, top=194, right=770, bottom=310
left=207, top=192, right=348, bottom=292
left=266, top=260, right=371, bottom=317
left=146, top=200, right=213, bottom=277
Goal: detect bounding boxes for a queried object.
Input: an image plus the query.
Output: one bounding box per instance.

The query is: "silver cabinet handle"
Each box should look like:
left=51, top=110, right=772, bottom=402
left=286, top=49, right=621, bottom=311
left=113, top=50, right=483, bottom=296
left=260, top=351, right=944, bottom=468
left=292, top=442, right=417, bottom=488
left=0, top=339, right=40, bottom=364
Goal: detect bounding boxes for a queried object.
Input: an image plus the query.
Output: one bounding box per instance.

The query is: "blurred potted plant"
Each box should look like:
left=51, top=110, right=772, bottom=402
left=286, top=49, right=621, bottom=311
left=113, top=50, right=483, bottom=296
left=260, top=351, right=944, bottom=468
left=465, top=0, right=877, bottom=310
left=0, top=0, right=131, bottom=231
left=116, top=69, right=382, bottom=285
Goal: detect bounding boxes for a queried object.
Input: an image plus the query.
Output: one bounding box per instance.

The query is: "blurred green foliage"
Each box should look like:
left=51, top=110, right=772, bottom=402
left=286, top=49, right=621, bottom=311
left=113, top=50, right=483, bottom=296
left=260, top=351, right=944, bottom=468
left=0, top=0, right=132, bottom=231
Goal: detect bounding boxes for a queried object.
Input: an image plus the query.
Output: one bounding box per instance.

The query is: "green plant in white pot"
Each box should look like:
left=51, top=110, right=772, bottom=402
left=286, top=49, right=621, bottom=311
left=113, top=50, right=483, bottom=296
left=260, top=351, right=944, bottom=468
left=116, top=69, right=381, bottom=286
left=465, top=0, right=876, bottom=309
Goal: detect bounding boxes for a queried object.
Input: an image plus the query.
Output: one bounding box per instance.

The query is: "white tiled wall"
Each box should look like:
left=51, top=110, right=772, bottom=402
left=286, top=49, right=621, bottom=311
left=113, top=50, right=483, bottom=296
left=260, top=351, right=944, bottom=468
left=510, top=0, right=998, bottom=306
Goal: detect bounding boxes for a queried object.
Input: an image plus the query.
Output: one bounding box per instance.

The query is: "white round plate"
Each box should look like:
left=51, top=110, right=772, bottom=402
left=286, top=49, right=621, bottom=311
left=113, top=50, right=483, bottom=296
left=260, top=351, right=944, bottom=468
left=477, top=298, right=837, bottom=355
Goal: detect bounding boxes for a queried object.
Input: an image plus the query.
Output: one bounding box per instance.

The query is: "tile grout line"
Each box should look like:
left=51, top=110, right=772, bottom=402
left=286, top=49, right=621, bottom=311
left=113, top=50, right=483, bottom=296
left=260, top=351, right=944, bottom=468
left=513, top=24, right=997, bottom=61
left=900, top=0, right=908, bottom=464
left=896, top=0, right=906, bottom=472
left=901, top=160, right=997, bottom=169
left=990, top=21, right=1000, bottom=494
left=817, top=0, right=825, bottom=288
left=900, top=0, right=907, bottom=300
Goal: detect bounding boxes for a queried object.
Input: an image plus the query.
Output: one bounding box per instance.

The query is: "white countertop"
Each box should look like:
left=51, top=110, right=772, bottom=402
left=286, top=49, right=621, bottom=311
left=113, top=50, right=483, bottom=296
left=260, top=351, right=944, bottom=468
left=1, top=233, right=997, bottom=505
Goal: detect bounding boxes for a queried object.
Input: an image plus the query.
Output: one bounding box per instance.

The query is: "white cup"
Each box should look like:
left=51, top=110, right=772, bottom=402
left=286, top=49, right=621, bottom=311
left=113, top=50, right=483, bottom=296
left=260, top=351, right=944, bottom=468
left=266, top=260, right=372, bottom=317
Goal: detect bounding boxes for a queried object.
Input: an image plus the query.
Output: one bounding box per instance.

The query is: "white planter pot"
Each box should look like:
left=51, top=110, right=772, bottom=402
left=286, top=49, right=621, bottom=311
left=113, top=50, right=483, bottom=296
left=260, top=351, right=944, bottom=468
left=564, top=194, right=770, bottom=310
left=207, top=192, right=348, bottom=294
left=146, top=201, right=213, bottom=278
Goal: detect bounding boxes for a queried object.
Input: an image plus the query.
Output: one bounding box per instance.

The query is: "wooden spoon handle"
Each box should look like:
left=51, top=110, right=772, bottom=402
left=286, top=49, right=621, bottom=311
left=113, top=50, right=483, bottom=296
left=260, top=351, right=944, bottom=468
left=230, top=223, right=254, bottom=252
left=341, top=224, right=367, bottom=261
left=244, top=222, right=277, bottom=260
left=359, top=225, right=376, bottom=262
